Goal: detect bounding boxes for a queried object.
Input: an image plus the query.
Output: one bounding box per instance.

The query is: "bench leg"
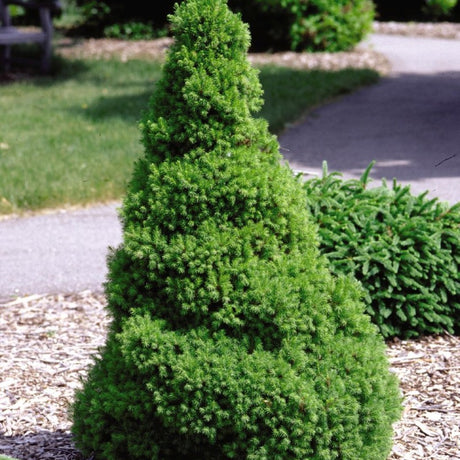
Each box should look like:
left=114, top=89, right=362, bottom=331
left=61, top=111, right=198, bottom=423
left=40, top=40, right=51, bottom=73
left=39, top=7, right=53, bottom=73
left=0, top=44, right=11, bottom=72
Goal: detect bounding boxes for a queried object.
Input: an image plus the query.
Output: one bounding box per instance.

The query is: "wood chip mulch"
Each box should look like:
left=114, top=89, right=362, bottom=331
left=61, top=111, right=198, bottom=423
left=372, top=21, right=460, bottom=39
left=0, top=292, right=108, bottom=460
left=54, top=36, right=392, bottom=75
left=0, top=292, right=459, bottom=460
left=387, top=334, right=460, bottom=460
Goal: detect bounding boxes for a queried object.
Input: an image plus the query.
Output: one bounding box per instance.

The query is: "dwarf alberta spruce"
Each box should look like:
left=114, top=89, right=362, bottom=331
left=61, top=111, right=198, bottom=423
left=71, top=1, right=401, bottom=458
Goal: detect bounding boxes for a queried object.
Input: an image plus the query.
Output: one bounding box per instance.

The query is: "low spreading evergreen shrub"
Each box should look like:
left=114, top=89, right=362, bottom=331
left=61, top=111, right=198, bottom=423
left=72, top=1, right=401, bottom=458
left=304, top=162, right=460, bottom=339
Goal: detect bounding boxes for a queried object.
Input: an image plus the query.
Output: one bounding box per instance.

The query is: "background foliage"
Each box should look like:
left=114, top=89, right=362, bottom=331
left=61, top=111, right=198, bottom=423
left=59, top=0, right=460, bottom=44
left=62, top=0, right=375, bottom=51
left=231, top=0, right=375, bottom=52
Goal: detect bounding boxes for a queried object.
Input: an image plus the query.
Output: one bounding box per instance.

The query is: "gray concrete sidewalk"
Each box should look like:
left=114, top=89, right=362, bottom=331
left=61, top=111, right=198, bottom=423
left=1, top=33, right=459, bottom=302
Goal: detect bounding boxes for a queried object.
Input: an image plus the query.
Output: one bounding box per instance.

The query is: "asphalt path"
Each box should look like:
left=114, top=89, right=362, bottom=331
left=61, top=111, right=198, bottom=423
left=0, top=204, right=121, bottom=302
left=1, top=33, right=459, bottom=302
left=280, top=34, right=460, bottom=202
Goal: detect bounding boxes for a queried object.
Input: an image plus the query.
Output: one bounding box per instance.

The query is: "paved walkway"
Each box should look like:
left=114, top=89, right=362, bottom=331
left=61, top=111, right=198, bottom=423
left=1, top=33, right=459, bottom=302
left=280, top=34, right=460, bottom=203
left=0, top=204, right=121, bottom=302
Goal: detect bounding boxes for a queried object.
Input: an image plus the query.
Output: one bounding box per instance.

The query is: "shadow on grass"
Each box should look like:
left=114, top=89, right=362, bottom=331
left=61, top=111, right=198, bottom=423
left=82, top=65, right=380, bottom=133
left=0, top=54, right=90, bottom=86
left=83, top=90, right=154, bottom=123
left=259, top=66, right=379, bottom=133
left=1, top=45, right=379, bottom=134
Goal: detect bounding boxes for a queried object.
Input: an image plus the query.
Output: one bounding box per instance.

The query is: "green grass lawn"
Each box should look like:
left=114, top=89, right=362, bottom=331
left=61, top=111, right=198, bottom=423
left=0, top=57, right=379, bottom=215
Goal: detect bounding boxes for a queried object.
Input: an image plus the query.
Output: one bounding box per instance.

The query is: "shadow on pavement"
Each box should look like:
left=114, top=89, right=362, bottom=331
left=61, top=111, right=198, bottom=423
left=279, top=71, right=460, bottom=202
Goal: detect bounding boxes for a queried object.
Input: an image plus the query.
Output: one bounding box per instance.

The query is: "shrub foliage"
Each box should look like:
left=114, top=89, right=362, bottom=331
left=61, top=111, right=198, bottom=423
left=71, top=0, right=375, bottom=51
left=304, top=162, right=460, bottom=339
left=243, top=0, right=375, bottom=52
left=72, top=1, right=401, bottom=458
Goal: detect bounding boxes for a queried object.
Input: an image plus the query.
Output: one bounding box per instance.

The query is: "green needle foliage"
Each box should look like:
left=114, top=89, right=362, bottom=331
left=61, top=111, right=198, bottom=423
left=71, top=1, right=401, bottom=458
left=304, top=162, right=460, bottom=339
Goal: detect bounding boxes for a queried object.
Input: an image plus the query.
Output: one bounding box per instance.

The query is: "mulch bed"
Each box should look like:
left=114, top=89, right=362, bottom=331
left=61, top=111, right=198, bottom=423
left=0, top=292, right=458, bottom=459
left=372, top=21, right=460, bottom=39
left=53, top=35, right=391, bottom=74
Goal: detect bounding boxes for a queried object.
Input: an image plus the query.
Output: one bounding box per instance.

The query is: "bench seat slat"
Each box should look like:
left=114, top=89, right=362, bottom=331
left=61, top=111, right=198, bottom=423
left=0, top=27, right=46, bottom=45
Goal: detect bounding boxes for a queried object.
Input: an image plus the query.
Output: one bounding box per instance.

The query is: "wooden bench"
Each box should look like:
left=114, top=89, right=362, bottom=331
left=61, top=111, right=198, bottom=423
left=0, top=0, right=61, bottom=73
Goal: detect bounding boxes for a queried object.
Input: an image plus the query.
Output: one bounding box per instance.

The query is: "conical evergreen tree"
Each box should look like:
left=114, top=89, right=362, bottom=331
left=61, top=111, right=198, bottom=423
left=72, top=1, right=401, bottom=458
